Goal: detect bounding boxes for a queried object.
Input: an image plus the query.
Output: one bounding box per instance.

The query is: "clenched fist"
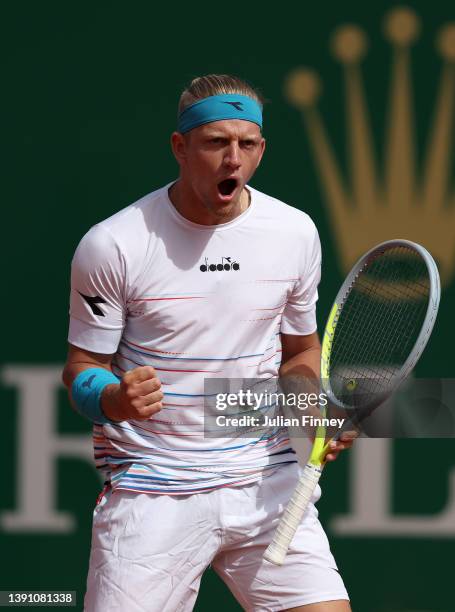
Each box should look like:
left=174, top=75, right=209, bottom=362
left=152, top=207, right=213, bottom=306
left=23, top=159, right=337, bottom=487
left=101, top=366, right=163, bottom=422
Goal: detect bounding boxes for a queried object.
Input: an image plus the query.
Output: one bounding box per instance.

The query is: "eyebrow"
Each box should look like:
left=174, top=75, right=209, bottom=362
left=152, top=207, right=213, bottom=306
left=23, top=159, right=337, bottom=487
left=204, top=132, right=261, bottom=140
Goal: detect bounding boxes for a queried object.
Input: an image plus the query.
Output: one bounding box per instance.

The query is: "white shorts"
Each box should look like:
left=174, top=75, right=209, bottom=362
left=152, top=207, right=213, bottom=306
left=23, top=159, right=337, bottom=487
left=84, top=464, right=349, bottom=612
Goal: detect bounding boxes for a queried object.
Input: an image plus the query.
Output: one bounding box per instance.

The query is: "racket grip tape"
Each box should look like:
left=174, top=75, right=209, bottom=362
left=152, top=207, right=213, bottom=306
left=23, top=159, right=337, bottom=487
left=263, top=463, right=322, bottom=566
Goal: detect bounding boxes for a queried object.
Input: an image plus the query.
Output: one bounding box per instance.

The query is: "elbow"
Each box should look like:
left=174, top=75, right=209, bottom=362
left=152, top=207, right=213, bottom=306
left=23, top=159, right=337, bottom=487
left=61, top=364, right=72, bottom=390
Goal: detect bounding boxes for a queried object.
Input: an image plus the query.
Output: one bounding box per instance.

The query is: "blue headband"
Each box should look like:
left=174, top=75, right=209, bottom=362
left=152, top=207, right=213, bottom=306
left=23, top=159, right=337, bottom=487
left=178, top=94, right=263, bottom=134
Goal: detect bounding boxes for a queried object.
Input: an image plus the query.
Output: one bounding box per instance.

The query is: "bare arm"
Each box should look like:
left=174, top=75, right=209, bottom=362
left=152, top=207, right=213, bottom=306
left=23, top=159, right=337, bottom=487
left=62, top=344, right=114, bottom=387
left=279, top=332, right=355, bottom=460
left=279, top=331, right=321, bottom=421
left=280, top=331, right=321, bottom=380
left=62, top=344, right=163, bottom=422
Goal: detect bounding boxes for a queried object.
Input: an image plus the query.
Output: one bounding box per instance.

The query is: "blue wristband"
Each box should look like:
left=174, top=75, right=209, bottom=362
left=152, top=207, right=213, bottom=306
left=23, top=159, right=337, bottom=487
left=71, top=368, right=120, bottom=424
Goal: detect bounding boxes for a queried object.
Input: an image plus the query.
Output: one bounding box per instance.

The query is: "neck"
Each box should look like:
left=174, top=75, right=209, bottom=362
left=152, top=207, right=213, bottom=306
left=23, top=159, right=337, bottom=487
left=168, top=180, right=250, bottom=226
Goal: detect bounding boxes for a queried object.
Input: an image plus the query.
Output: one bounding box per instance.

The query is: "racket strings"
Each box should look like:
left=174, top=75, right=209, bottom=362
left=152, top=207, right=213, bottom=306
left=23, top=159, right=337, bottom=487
left=328, top=246, right=430, bottom=405
left=364, top=273, right=423, bottom=367
left=334, top=256, right=427, bottom=369
left=342, top=256, right=428, bottom=338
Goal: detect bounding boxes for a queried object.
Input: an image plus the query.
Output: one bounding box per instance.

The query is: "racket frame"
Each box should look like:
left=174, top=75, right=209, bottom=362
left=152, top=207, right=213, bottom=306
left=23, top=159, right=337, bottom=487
left=321, top=239, right=440, bottom=414
left=263, top=239, right=441, bottom=565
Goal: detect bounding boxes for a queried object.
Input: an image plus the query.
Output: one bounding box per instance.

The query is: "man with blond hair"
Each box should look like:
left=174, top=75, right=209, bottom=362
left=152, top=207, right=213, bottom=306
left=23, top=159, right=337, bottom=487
left=63, top=74, right=353, bottom=611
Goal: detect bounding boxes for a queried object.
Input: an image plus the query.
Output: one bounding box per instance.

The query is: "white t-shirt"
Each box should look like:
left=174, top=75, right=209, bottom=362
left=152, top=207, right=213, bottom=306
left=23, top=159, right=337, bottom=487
left=68, top=183, right=321, bottom=494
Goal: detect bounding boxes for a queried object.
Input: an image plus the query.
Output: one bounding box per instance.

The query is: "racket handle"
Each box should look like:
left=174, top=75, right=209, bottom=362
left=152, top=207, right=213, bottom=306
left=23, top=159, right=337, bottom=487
left=263, top=463, right=322, bottom=566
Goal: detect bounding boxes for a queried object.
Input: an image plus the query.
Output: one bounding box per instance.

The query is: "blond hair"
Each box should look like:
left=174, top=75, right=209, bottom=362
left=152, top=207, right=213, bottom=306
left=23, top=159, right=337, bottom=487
left=178, top=74, right=265, bottom=115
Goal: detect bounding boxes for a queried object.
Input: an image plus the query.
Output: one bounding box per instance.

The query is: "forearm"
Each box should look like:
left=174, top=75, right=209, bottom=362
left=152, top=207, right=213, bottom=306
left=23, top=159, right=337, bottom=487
left=279, top=346, right=320, bottom=380
left=62, top=346, right=121, bottom=422
left=63, top=369, right=122, bottom=423
left=280, top=340, right=351, bottom=433
left=279, top=336, right=322, bottom=422
left=279, top=340, right=321, bottom=399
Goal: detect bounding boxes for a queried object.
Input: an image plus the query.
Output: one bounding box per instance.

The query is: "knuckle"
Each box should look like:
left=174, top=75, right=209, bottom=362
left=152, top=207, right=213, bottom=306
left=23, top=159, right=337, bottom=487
left=129, top=367, right=146, bottom=381
left=136, top=406, right=149, bottom=419
left=125, top=387, right=136, bottom=399
left=149, top=402, right=162, bottom=414
left=130, top=397, right=142, bottom=410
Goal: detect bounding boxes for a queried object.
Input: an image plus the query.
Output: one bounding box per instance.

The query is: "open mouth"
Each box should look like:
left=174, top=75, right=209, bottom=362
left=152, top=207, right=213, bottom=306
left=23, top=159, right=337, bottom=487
left=217, top=178, right=238, bottom=197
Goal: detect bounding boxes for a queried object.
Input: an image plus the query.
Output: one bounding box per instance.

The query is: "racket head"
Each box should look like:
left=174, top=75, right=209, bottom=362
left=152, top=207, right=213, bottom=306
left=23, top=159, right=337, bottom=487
left=264, top=240, right=440, bottom=566
left=320, top=239, right=440, bottom=420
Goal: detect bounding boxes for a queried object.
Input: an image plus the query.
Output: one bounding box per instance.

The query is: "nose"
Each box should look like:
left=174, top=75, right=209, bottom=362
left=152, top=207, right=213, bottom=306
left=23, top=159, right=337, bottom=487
left=223, top=142, right=241, bottom=169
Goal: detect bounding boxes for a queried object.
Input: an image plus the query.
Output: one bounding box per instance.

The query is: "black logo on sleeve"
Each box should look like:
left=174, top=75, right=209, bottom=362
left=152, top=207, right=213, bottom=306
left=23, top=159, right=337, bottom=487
left=200, top=257, right=240, bottom=272
left=222, top=101, right=244, bottom=111
left=78, top=292, right=107, bottom=316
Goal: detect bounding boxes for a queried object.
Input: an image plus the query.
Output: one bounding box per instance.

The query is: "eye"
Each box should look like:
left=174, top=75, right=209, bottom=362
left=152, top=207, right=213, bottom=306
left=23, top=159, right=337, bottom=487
left=241, top=139, right=256, bottom=148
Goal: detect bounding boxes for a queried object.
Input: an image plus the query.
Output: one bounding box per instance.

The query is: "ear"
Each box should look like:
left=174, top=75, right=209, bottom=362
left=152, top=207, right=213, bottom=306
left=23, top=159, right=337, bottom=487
left=255, top=137, right=266, bottom=168
left=171, top=131, right=188, bottom=164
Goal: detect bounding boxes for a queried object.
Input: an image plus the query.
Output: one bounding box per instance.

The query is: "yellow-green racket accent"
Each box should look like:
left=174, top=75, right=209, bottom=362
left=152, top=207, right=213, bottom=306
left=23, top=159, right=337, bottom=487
left=309, top=303, right=339, bottom=467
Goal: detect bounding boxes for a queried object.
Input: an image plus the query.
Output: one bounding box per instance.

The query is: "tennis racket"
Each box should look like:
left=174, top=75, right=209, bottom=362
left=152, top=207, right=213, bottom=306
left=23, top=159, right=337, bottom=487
left=263, top=239, right=441, bottom=565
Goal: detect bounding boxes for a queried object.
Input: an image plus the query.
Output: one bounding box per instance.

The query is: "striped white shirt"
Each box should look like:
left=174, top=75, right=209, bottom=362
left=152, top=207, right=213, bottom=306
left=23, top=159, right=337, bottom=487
left=68, top=183, right=321, bottom=494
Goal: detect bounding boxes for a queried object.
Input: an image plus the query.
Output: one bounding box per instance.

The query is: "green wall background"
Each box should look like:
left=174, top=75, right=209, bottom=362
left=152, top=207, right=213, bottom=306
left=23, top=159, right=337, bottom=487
left=1, top=1, right=454, bottom=610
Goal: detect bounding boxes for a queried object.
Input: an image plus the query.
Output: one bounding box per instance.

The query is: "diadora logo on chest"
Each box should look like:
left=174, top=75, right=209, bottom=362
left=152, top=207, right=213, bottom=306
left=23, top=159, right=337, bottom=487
left=200, top=256, right=240, bottom=272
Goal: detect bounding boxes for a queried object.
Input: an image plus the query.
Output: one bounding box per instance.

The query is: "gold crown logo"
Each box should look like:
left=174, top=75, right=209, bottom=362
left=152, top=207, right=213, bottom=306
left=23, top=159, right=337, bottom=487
left=285, top=7, right=455, bottom=286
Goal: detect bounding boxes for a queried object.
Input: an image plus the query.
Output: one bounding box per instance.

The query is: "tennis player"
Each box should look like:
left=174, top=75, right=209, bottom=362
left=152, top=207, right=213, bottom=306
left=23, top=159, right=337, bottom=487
left=63, top=74, right=354, bottom=611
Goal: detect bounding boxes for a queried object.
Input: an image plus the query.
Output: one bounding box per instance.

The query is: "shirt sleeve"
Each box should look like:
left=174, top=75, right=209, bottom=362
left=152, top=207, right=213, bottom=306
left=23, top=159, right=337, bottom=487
left=68, top=224, right=127, bottom=354
left=280, top=220, right=321, bottom=336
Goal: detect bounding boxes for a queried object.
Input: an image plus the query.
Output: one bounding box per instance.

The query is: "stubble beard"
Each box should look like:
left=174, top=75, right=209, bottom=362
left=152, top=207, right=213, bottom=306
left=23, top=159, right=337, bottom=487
left=203, top=188, right=247, bottom=221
